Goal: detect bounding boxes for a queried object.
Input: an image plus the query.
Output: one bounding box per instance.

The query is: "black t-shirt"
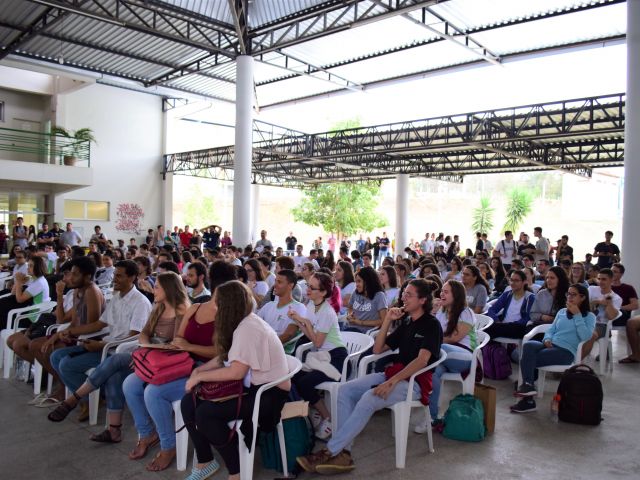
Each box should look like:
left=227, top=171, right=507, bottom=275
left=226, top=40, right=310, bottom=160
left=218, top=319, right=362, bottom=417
left=385, top=313, right=443, bottom=366
left=517, top=243, right=535, bottom=257
left=594, top=242, right=620, bottom=268
left=379, top=237, right=390, bottom=251
left=285, top=236, right=297, bottom=250
left=203, top=232, right=220, bottom=249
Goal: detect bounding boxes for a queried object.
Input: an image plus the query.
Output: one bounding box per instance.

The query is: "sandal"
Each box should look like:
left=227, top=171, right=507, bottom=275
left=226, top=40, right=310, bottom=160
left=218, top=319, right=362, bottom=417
left=28, top=392, right=48, bottom=406
left=34, top=396, right=62, bottom=408
left=47, top=401, right=76, bottom=422
left=129, top=434, right=160, bottom=460
left=90, top=424, right=122, bottom=443
left=146, top=449, right=176, bottom=472
left=619, top=357, right=640, bottom=364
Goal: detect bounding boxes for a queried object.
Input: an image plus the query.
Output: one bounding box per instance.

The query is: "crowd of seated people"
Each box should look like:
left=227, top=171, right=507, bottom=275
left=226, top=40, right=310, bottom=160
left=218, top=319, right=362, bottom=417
left=1, top=222, right=638, bottom=478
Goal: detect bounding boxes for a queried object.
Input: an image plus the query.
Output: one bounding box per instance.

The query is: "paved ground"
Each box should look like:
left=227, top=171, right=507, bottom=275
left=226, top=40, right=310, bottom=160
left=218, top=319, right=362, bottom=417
left=1, top=332, right=639, bottom=480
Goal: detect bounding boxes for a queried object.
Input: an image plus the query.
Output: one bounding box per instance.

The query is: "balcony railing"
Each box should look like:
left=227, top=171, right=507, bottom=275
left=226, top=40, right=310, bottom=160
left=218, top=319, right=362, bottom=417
left=0, top=127, right=91, bottom=166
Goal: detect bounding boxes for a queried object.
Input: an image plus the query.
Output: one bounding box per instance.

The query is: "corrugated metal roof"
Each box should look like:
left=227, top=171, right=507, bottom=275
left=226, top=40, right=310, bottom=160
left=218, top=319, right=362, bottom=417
left=0, top=0, right=627, bottom=104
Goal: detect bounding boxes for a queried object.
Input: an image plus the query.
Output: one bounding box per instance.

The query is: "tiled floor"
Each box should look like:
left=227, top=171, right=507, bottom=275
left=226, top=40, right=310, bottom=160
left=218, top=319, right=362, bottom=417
left=1, top=333, right=639, bottom=480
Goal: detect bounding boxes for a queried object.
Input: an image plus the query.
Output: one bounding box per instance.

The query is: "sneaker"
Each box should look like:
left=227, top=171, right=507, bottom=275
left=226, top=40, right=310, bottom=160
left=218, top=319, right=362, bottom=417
left=185, top=459, right=220, bottom=480
left=315, top=418, right=332, bottom=440
left=510, top=397, right=537, bottom=413
left=413, top=417, right=443, bottom=434
left=297, top=448, right=333, bottom=473
left=309, top=408, right=323, bottom=429
left=514, top=383, right=537, bottom=397
left=315, top=450, right=356, bottom=475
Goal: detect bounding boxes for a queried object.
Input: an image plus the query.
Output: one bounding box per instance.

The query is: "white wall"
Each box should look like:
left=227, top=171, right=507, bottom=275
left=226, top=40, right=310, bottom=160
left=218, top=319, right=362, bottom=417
left=54, top=83, right=163, bottom=243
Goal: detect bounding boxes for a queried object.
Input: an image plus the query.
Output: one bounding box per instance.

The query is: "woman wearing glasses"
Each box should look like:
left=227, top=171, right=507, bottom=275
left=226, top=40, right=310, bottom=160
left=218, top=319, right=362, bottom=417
left=288, top=272, right=346, bottom=440
left=511, top=284, right=595, bottom=413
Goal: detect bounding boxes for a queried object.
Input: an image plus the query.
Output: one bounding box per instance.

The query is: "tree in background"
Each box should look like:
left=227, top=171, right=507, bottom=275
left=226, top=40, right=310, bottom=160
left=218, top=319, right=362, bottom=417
left=291, top=182, right=387, bottom=238
left=181, top=182, right=218, bottom=228
left=502, top=187, right=533, bottom=233
left=471, top=196, right=494, bottom=235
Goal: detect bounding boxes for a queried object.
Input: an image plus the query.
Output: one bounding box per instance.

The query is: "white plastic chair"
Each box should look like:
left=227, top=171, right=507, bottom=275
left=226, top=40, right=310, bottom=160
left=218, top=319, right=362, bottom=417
left=595, top=317, right=618, bottom=375
left=521, top=324, right=587, bottom=398
left=82, top=335, right=139, bottom=425
left=1, top=301, right=56, bottom=378
left=440, top=331, right=490, bottom=402
left=295, top=331, right=374, bottom=432
left=233, top=355, right=302, bottom=480
left=173, top=356, right=303, bottom=476
left=33, top=323, right=69, bottom=396
left=475, top=314, right=494, bottom=331
left=389, top=349, right=447, bottom=469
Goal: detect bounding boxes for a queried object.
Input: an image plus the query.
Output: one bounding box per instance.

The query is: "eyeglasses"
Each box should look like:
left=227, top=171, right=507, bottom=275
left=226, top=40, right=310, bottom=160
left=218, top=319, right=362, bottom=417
left=402, top=292, right=418, bottom=298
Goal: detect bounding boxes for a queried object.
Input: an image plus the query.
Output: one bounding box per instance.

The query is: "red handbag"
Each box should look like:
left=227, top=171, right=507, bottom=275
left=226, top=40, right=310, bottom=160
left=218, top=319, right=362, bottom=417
left=195, top=380, right=244, bottom=402
left=132, top=347, right=194, bottom=385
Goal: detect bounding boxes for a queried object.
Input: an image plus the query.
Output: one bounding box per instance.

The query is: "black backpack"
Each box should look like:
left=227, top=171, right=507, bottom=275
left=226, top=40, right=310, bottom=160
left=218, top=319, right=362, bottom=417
left=557, top=364, right=603, bottom=425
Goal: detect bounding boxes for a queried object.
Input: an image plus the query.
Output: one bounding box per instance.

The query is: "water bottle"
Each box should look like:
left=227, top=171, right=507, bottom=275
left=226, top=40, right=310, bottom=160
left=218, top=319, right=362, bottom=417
left=550, top=394, right=560, bottom=423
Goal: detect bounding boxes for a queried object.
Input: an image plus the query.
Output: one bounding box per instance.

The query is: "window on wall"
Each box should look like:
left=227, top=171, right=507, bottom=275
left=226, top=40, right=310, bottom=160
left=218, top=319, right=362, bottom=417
left=0, top=101, right=4, bottom=122
left=64, top=200, right=109, bottom=220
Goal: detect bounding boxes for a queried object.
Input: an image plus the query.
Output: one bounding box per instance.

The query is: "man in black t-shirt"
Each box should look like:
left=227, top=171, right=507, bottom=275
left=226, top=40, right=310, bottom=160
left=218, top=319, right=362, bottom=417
left=297, top=279, right=442, bottom=474
left=202, top=224, right=222, bottom=250
left=285, top=232, right=297, bottom=256
left=593, top=230, right=620, bottom=268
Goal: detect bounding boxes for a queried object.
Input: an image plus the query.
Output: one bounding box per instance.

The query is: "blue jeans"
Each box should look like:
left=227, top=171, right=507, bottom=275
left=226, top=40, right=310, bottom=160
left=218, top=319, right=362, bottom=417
left=429, top=344, right=472, bottom=419
left=327, top=372, right=420, bottom=456
left=122, top=372, right=187, bottom=450
left=86, top=353, right=133, bottom=413
left=520, top=341, right=574, bottom=385
left=50, top=345, right=102, bottom=392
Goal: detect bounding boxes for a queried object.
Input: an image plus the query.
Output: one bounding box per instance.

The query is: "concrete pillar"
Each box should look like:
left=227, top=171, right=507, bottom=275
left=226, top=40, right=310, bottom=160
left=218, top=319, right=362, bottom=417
left=232, top=55, right=254, bottom=248
left=622, top=0, right=640, bottom=298
left=161, top=109, right=174, bottom=231
left=395, top=174, right=409, bottom=258
left=251, top=183, right=260, bottom=244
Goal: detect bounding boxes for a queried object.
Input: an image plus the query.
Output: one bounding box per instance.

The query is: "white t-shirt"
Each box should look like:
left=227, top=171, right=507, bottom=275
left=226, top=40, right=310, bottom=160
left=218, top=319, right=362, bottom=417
left=265, top=272, right=276, bottom=289
left=503, top=295, right=525, bottom=324
left=13, top=262, right=28, bottom=279
left=100, top=287, right=152, bottom=342
left=339, top=282, right=356, bottom=314
left=252, top=281, right=269, bottom=297
left=257, top=299, right=306, bottom=336
left=293, top=255, right=309, bottom=271
left=436, top=307, right=477, bottom=349
left=26, top=276, right=51, bottom=304
left=305, top=300, right=344, bottom=351
left=385, top=287, right=399, bottom=307
left=496, top=239, right=516, bottom=265
left=587, top=286, right=622, bottom=324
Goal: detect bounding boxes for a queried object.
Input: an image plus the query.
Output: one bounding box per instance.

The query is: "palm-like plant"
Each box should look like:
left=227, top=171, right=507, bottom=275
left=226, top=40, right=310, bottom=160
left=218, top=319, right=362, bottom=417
left=52, top=126, right=97, bottom=157
left=502, top=188, right=533, bottom=233
left=471, top=196, right=494, bottom=235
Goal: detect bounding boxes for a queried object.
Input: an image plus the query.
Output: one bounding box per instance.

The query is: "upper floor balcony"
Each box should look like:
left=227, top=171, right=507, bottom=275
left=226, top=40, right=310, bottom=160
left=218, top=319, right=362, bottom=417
left=0, top=127, right=93, bottom=193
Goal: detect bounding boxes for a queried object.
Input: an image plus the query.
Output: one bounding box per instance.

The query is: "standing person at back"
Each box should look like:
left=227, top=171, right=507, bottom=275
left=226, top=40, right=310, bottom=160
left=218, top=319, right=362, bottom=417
left=593, top=230, right=620, bottom=269
left=13, top=217, right=28, bottom=250
left=255, top=229, right=273, bottom=253
left=285, top=232, right=297, bottom=256
left=60, top=223, right=82, bottom=248
left=495, top=231, right=516, bottom=271
left=533, top=227, right=550, bottom=264
left=378, top=232, right=390, bottom=266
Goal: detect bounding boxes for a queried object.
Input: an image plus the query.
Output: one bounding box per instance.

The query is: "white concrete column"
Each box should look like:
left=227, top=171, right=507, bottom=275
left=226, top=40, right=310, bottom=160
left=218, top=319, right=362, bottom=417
left=622, top=0, right=640, bottom=296
left=395, top=174, right=409, bottom=258
left=161, top=108, right=174, bottom=231
left=251, top=183, right=260, bottom=244
left=232, top=55, right=254, bottom=248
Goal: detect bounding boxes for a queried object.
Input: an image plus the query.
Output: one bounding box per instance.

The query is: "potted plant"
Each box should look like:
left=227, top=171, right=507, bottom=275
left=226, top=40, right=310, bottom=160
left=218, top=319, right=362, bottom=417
left=51, top=126, right=97, bottom=166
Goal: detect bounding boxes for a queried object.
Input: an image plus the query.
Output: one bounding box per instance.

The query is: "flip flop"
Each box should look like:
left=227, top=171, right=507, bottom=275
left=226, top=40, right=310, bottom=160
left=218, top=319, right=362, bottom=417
left=34, top=397, right=62, bottom=408
left=618, top=357, right=640, bottom=364
left=145, top=449, right=176, bottom=472
left=28, top=392, right=48, bottom=406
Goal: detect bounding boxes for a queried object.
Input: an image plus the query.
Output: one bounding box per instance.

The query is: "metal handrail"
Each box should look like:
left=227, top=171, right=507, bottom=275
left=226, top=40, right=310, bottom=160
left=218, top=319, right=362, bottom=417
left=0, top=127, right=91, bottom=166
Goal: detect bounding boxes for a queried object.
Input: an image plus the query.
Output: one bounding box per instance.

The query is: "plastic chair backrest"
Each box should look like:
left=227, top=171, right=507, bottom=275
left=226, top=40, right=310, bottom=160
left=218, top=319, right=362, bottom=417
left=339, top=331, right=375, bottom=381
left=475, top=314, right=494, bottom=331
